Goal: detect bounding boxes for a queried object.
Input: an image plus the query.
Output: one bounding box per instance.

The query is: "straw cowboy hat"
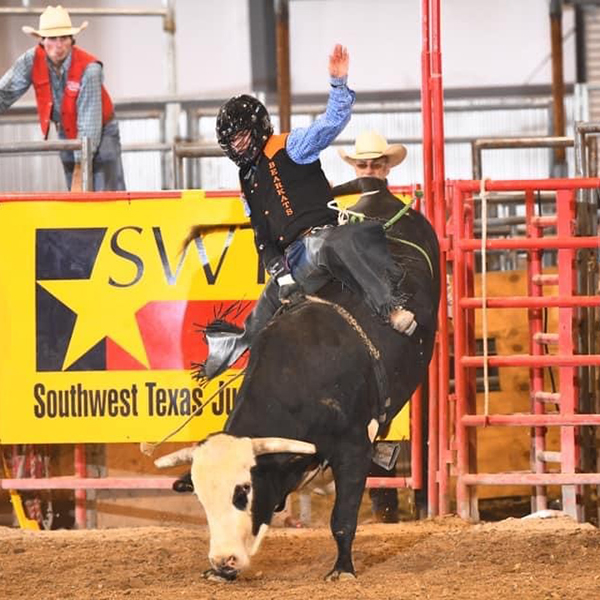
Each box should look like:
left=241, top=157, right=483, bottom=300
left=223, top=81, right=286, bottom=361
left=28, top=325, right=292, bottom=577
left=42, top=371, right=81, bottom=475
left=22, top=5, right=88, bottom=38
left=339, top=131, right=407, bottom=168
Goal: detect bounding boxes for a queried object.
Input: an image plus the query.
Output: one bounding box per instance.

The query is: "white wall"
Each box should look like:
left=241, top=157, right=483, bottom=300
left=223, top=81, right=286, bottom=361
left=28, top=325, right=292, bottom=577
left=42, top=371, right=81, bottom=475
left=290, top=0, right=575, bottom=93
left=0, top=0, right=253, bottom=101
left=0, top=0, right=575, bottom=103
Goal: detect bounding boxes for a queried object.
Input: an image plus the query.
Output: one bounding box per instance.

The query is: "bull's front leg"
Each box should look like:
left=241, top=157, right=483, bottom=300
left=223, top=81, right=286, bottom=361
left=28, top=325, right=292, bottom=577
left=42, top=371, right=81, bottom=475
left=325, top=443, right=372, bottom=581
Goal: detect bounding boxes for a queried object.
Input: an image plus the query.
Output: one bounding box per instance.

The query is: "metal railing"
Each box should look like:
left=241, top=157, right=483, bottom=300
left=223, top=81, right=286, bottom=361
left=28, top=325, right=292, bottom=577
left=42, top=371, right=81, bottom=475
left=471, top=136, right=574, bottom=180
left=0, top=91, right=564, bottom=191
left=0, top=138, right=93, bottom=191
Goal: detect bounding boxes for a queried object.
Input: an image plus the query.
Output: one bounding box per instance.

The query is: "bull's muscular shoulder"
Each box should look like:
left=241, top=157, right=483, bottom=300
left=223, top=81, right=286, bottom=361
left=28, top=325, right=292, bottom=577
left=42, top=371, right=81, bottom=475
left=351, top=195, right=402, bottom=220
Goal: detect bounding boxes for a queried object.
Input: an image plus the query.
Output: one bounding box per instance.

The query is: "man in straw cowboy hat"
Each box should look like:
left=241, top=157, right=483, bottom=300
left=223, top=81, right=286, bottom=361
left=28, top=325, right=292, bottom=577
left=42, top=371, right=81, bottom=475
left=339, top=130, right=407, bottom=181
left=0, top=5, right=125, bottom=191
left=335, top=131, right=441, bottom=522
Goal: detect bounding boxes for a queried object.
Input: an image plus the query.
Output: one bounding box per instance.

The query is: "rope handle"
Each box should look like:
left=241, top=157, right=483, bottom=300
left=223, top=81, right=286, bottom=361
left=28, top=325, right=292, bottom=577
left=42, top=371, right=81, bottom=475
left=140, top=369, right=246, bottom=456
left=327, top=190, right=418, bottom=229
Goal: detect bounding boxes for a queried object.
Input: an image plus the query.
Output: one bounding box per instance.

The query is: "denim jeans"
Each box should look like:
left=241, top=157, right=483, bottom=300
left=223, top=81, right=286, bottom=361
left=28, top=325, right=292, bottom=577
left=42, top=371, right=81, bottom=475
left=285, top=226, right=334, bottom=294
left=286, top=221, right=398, bottom=317
left=60, top=119, right=126, bottom=191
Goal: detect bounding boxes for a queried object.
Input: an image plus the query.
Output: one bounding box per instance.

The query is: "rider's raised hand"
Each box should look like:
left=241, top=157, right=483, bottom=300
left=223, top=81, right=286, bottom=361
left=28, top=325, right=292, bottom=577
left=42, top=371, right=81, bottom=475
left=329, top=44, right=349, bottom=79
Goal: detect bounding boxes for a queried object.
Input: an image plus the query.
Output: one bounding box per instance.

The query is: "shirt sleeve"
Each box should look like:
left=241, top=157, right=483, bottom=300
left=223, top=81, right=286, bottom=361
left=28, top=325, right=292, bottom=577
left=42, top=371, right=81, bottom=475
left=75, top=62, right=104, bottom=160
left=0, top=48, right=35, bottom=114
left=286, top=75, right=355, bottom=165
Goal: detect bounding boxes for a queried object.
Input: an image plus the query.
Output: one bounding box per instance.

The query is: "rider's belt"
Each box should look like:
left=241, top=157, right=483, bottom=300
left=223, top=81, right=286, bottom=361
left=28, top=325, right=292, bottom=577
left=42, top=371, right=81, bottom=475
left=298, top=224, right=335, bottom=239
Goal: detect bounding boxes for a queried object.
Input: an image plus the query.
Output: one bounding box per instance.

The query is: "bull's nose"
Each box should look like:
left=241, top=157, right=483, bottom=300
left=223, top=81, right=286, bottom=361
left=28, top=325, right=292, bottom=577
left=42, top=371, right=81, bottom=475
left=210, top=554, right=240, bottom=579
left=211, top=554, right=239, bottom=575
left=221, top=555, right=238, bottom=570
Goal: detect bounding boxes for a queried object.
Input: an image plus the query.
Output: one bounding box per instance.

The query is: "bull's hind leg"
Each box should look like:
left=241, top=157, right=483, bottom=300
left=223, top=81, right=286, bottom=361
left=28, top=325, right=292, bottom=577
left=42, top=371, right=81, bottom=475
left=325, top=444, right=371, bottom=581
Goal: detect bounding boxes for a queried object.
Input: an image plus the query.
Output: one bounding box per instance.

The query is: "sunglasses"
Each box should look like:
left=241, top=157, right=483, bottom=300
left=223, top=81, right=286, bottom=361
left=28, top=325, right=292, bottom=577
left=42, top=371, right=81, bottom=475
left=355, top=158, right=388, bottom=170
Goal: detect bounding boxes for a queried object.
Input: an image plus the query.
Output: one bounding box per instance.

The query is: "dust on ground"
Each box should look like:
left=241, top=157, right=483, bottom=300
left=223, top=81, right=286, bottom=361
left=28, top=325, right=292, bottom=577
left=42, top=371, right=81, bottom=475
left=1, top=514, right=600, bottom=600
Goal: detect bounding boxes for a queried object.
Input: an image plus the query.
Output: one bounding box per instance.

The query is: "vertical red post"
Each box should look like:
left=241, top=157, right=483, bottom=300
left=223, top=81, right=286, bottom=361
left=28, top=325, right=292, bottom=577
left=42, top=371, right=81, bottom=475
left=556, top=189, right=580, bottom=520
left=427, top=345, right=440, bottom=516
left=410, top=386, right=423, bottom=491
left=421, top=0, right=433, bottom=219
left=526, top=189, right=548, bottom=511
left=422, top=0, right=450, bottom=517
left=430, top=0, right=451, bottom=514
left=453, top=187, right=471, bottom=519
left=421, top=0, right=439, bottom=517
left=431, top=0, right=446, bottom=212
left=74, top=444, right=87, bottom=529
left=464, top=195, right=478, bottom=521
left=437, top=188, right=451, bottom=515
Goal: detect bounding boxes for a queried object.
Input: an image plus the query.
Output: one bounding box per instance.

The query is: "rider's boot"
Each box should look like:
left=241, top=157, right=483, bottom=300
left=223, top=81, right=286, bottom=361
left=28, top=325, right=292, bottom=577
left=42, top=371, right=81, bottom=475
left=318, top=221, right=418, bottom=335
left=199, top=280, right=280, bottom=381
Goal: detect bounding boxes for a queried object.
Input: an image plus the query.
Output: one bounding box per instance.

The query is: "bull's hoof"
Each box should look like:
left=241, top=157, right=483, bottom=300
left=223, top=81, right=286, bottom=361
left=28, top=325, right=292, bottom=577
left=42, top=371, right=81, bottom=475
left=202, top=568, right=237, bottom=583
left=324, top=569, right=356, bottom=582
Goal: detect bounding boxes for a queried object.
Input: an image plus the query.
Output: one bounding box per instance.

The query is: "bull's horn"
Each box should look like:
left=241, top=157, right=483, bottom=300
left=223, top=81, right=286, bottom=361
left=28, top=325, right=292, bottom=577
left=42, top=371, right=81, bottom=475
left=251, top=437, right=316, bottom=456
left=154, top=446, right=195, bottom=468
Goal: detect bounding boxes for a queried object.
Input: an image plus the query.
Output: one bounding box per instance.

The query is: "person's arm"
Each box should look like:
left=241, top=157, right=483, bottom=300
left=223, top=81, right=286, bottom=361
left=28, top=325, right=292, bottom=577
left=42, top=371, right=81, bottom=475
left=71, top=61, right=103, bottom=190
left=0, top=48, right=36, bottom=114
left=286, top=44, right=355, bottom=165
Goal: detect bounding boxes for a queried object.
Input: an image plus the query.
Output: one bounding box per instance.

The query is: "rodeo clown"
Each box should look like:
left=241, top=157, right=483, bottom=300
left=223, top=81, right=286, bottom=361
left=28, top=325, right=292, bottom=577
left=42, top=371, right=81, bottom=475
left=200, top=44, right=418, bottom=381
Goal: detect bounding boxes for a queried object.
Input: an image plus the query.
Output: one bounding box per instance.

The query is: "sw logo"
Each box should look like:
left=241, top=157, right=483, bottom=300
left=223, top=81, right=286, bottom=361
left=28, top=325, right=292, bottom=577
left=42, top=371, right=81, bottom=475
left=35, top=227, right=255, bottom=373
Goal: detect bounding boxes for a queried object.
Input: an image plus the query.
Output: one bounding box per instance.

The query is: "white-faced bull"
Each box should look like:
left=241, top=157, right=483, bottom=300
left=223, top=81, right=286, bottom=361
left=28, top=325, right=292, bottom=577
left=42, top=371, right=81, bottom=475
left=155, top=180, right=440, bottom=581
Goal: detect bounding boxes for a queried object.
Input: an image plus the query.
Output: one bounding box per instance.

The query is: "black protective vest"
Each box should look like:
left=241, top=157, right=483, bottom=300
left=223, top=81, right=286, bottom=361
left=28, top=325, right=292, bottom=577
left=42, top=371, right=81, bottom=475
left=241, top=133, right=336, bottom=268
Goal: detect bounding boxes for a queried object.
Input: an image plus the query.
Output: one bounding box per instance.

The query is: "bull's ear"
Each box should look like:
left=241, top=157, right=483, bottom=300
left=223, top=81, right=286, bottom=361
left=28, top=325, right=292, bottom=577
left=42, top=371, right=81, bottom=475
left=251, top=437, right=316, bottom=456
left=172, top=472, right=194, bottom=493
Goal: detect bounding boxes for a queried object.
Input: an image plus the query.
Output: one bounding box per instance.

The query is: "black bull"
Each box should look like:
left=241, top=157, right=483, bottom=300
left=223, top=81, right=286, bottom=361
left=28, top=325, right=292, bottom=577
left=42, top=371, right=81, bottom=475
left=160, top=179, right=441, bottom=580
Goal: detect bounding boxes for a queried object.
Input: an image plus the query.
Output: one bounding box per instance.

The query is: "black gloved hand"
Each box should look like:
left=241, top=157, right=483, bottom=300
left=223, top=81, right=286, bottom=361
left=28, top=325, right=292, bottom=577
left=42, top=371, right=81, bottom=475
left=267, top=257, right=302, bottom=303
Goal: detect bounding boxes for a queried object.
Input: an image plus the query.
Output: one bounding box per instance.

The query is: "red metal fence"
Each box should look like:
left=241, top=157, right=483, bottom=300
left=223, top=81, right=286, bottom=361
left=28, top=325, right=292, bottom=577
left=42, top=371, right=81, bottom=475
left=447, top=177, right=600, bottom=521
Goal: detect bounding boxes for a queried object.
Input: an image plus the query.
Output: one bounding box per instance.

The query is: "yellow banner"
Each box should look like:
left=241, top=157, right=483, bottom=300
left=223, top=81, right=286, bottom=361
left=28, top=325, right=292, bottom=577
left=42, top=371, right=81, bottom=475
left=0, top=191, right=408, bottom=444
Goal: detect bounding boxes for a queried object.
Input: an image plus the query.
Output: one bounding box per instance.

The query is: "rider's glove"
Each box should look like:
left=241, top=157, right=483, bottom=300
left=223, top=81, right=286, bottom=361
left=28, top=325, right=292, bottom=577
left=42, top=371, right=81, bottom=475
left=267, top=257, right=301, bottom=303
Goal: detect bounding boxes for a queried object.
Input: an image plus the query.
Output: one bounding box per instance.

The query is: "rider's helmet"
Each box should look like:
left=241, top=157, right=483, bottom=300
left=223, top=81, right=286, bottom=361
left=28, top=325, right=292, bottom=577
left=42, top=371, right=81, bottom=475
left=216, top=95, right=273, bottom=168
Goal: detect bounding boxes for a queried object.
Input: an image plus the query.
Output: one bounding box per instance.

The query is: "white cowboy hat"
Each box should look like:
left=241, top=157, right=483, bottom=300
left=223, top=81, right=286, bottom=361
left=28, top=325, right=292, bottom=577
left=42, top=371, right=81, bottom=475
left=22, top=5, right=88, bottom=38
left=339, top=131, right=407, bottom=168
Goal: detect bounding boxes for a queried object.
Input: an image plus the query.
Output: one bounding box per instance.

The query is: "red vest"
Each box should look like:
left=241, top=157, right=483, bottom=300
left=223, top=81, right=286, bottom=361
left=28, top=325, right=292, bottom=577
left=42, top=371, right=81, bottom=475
left=31, top=44, right=114, bottom=139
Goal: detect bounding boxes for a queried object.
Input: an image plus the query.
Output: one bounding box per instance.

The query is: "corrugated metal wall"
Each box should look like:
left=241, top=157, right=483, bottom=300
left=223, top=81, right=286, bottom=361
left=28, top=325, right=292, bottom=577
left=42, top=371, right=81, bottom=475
left=0, top=93, right=575, bottom=192
left=198, top=95, right=575, bottom=191
left=585, top=5, right=600, bottom=121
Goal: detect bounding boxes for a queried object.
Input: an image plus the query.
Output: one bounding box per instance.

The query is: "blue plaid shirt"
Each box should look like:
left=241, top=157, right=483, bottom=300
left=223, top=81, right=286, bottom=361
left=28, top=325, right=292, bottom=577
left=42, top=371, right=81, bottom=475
left=286, top=75, right=355, bottom=164
left=0, top=46, right=104, bottom=160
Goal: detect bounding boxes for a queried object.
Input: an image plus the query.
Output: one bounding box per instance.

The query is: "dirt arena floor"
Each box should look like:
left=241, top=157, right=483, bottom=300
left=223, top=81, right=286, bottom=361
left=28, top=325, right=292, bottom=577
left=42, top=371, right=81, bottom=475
left=2, top=513, right=600, bottom=600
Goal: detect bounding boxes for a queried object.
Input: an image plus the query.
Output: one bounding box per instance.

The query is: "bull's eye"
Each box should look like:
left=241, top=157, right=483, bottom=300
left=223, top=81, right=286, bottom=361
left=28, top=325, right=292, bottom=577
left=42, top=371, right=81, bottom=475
left=232, top=482, right=251, bottom=510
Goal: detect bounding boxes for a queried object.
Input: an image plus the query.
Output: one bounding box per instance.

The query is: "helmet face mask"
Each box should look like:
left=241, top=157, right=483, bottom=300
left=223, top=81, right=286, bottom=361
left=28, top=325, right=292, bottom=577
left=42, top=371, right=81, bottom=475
left=216, top=95, right=274, bottom=168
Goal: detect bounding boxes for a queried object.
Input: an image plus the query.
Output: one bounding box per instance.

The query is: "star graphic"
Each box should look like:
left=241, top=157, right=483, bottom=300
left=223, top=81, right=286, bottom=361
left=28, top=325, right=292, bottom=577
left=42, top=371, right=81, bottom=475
left=37, top=214, right=257, bottom=372
left=39, top=230, right=152, bottom=370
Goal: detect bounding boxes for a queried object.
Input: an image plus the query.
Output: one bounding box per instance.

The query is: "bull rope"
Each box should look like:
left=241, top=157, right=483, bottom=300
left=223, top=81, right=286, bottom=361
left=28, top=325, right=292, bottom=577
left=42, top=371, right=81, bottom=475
left=480, top=177, right=491, bottom=425
left=304, top=294, right=392, bottom=424
left=327, top=197, right=435, bottom=278
left=305, top=295, right=380, bottom=360
left=140, top=369, right=246, bottom=456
